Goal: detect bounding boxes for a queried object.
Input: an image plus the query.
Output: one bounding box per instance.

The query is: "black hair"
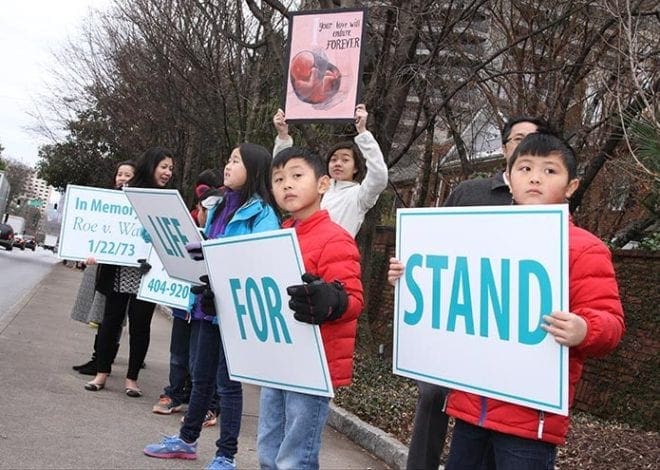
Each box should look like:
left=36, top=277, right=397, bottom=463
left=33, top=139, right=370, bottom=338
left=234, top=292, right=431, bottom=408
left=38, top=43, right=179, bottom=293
left=195, top=168, right=223, bottom=188
left=325, top=141, right=366, bottom=182
left=233, top=142, right=274, bottom=207
left=507, top=133, right=578, bottom=179
left=111, top=160, right=136, bottom=188
left=130, top=147, right=175, bottom=188
left=209, top=143, right=275, bottom=227
left=272, top=146, right=327, bottom=178
left=501, top=116, right=552, bottom=144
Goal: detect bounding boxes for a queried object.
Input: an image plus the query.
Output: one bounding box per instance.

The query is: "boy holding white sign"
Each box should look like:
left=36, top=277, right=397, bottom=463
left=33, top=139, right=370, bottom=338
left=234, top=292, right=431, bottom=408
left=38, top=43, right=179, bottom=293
left=389, top=133, right=624, bottom=469
left=257, top=147, right=364, bottom=470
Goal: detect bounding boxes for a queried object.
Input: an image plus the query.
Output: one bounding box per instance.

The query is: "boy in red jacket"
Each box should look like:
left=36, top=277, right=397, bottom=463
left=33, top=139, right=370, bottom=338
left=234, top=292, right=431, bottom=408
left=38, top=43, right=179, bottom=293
left=389, top=132, right=624, bottom=469
left=258, top=146, right=364, bottom=470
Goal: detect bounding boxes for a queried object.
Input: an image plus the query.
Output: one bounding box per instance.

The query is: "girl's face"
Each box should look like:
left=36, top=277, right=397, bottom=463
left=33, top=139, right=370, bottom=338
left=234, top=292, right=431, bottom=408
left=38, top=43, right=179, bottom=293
left=506, top=153, right=579, bottom=205
left=328, top=148, right=357, bottom=182
left=223, top=148, right=247, bottom=190
left=114, top=165, right=135, bottom=188
left=153, top=157, right=174, bottom=187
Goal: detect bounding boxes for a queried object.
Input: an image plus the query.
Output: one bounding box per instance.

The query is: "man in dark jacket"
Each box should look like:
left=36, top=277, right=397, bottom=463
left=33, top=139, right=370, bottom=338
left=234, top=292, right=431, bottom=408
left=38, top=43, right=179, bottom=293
left=406, top=115, right=551, bottom=470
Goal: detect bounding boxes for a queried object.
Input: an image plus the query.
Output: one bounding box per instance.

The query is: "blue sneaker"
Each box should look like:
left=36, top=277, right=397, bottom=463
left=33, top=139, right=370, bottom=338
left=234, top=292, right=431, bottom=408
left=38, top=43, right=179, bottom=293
left=143, top=435, right=197, bottom=460
left=206, top=455, right=236, bottom=470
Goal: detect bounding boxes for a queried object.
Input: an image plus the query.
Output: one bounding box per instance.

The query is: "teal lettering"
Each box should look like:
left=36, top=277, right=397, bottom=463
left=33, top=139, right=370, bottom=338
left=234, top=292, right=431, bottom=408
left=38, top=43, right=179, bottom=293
left=230, top=278, right=248, bottom=340
left=447, top=257, right=474, bottom=335
left=245, top=277, right=269, bottom=342
left=403, top=254, right=424, bottom=325
left=426, top=255, right=448, bottom=329
left=261, top=277, right=291, bottom=344
left=480, top=258, right=510, bottom=340
left=518, top=260, right=551, bottom=345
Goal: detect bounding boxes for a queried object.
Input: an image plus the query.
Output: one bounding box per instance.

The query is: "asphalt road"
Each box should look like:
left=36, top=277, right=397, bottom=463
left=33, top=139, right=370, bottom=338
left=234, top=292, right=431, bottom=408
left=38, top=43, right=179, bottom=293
left=0, top=246, right=60, bottom=319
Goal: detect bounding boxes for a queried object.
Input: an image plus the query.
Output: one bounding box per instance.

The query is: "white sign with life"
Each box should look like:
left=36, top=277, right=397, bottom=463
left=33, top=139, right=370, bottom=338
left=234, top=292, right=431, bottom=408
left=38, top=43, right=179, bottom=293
left=137, top=247, right=192, bottom=310
left=393, top=205, right=570, bottom=415
left=202, top=228, right=334, bottom=397
left=123, top=187, right=205, bottom=285
left=58, top=185, right=149, bottom=266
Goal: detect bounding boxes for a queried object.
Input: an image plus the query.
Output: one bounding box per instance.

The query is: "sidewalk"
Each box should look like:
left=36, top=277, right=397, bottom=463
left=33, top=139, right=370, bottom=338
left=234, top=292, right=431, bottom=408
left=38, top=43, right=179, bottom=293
left=0, top=263, right=406, bottom=469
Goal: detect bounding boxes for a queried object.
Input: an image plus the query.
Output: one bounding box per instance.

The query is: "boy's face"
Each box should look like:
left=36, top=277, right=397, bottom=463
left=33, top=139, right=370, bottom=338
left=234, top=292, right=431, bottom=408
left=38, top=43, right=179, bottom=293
left=271, top=157, right=330, bottom=220
left=506, top=152, right=579, bottom=205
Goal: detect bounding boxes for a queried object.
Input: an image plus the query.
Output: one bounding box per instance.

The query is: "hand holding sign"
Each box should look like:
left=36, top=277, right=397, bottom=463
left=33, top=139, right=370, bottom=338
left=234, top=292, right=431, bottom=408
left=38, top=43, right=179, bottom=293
left=190, top=275, right=216, bottom=316
left=287, top=273, right=348, bottom=325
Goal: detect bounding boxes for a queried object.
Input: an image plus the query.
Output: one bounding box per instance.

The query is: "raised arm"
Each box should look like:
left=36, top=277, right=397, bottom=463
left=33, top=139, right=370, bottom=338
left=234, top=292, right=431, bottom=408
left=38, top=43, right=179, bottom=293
left=354, top=105, right=389, bottom=211
left=272, top=108, right=294, bottom=157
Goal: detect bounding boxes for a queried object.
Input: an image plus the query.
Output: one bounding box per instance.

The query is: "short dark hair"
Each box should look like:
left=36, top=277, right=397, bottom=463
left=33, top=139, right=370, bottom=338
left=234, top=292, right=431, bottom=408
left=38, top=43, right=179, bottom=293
left=272, top=146, right=327, bottom=178
left=325, top=141, right=366, bottom=182
left=501, top=116, right=552, bottom=144
left=508, top=133, right=578, bottom=179
left=131, top=147, right=175, bottom=188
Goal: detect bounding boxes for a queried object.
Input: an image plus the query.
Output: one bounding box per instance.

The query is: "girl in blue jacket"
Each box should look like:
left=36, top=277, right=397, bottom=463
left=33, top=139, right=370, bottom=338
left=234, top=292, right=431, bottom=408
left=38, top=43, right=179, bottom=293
left=144, top=143, right=279, bottom=470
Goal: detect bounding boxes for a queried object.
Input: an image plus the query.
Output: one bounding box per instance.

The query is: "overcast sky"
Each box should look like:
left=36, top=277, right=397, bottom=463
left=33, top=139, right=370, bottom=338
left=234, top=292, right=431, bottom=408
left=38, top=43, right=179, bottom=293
left=0, top=0, right=111, bottom=168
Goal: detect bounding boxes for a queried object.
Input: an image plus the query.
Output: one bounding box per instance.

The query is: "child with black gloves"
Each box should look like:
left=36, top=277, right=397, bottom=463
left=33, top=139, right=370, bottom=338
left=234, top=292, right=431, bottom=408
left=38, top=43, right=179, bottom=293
left=258, top=146, right=364, bottom=470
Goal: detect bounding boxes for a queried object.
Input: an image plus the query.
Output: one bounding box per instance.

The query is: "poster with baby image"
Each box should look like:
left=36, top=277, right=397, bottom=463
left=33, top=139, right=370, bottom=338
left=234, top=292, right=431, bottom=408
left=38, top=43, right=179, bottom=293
left=283, top=7, right=367, bottom=122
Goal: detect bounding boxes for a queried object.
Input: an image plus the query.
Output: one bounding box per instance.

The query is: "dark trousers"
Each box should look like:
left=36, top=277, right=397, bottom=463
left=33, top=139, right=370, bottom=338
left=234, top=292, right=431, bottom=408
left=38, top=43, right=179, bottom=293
left=406, top=382, right=449, bottom=470
left=96, top=291, right=155, bottom=380
left=163, top=317, right=220, bottom=410
left=180, top=319, right=242, bottom=458
left=445, top=419, right=556, bottom=470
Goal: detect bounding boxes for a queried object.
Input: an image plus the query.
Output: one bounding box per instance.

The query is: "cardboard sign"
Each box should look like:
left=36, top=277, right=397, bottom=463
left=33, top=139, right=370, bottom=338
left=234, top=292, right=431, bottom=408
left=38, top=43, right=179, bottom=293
left=137, top=247, right=192, bottom=310
left=202, top=229, right=333, bottom=397
left=283, top=8, right=367, bottom=123
left=393, top=205, right=569, bottom=415
left=123, top=187, right=205, bottom=285
left=58, top=185, right=149, bottom=266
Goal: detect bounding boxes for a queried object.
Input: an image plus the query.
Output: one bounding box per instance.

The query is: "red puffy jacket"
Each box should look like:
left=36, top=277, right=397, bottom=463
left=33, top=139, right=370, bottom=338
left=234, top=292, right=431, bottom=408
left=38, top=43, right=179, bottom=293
left=446, top=221, right=625, bottom=445
left=283, top=210, right=364, bottom=388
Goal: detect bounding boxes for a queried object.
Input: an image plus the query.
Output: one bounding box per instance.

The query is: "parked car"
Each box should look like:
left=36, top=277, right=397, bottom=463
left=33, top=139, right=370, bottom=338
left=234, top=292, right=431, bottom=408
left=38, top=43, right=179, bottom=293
left=13, top=235, right=26, bottom=250
left=0, top=223, right=14, bottom=251
left=24, top=236, right=36, bottom=251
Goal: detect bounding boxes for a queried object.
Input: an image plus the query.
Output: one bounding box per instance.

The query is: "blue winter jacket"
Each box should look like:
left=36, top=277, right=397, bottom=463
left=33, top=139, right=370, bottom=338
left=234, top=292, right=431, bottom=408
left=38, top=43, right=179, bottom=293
left=192, top=196, right=280, bottom=323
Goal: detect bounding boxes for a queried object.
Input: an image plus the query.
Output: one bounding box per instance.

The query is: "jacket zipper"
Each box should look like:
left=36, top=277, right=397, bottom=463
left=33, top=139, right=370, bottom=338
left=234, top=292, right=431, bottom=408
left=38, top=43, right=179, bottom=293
left=478, top=396, right=488, bottom=426
left=537, top=411, right=545, bottom=439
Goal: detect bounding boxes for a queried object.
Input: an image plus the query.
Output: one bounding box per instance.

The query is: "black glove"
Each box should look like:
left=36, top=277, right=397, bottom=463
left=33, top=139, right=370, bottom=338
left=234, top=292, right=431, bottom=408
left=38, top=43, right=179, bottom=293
left=190, top=275, right=216, bottom=316
left=137, top=258, right=152, bottom=275
left=185, top=241, right=204, bottom=261
left=286, top=273, right=348, bottom=325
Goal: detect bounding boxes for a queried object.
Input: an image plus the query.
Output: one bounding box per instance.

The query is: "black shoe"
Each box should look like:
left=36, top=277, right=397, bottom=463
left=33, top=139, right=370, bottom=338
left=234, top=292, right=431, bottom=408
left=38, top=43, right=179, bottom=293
left=73, top=359, right=95, bottom=372
left=77, top=361, right=98, bottom=376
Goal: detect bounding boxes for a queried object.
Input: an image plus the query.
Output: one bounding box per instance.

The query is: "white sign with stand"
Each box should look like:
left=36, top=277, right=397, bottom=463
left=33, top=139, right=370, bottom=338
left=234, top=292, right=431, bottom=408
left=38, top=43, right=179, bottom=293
left=137, top=247, right=192, bottom=310
left=202, top=228, right=334, bottom=397
left=123, top=187, right=205, bottom=285
left=393, top=205, right=569, bottom=415
left=58, top=185, right=149, bottom=266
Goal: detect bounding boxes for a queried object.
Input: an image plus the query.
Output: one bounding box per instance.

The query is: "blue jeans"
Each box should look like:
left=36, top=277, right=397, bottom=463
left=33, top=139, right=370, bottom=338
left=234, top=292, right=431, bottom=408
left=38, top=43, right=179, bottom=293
left=257, top=387, right=330, bottom=470
left=180, top=320, right=242, bottom=458
left=446, top=419, right=557, bottom=470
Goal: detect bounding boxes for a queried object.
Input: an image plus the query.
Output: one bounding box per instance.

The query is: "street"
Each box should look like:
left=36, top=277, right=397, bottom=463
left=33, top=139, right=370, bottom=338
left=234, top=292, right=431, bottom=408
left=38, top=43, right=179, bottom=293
left=0, top=246, right=60, bottom=320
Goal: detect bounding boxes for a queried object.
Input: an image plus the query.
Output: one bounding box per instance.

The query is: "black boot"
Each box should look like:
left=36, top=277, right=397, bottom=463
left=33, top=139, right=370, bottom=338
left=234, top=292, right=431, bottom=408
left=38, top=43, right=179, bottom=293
left=77, top=359, right=98, bottom=376
left=72, top=356, right=95, bottom=372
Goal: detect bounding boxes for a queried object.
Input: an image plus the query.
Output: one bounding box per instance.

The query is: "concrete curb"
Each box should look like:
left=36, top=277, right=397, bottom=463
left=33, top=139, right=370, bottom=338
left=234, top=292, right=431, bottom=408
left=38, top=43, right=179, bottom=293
left=156, top=305, right=409, bottom=470
left=327, top=403, right=409, bottom=470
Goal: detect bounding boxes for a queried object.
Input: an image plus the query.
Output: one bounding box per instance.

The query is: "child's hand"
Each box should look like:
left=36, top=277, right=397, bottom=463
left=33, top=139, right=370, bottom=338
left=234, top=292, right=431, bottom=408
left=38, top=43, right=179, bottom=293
left=387, top=257, right=404, bottom=286
left=273, top=108, right=289, bottom=139
left=354, top=104, right=368, bottom=134
left=542, top=311, right=588, bottom=346
left=85, top=256, right=97, bottom=265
